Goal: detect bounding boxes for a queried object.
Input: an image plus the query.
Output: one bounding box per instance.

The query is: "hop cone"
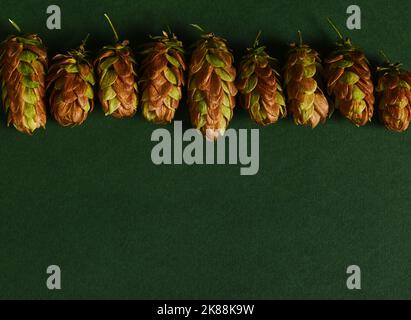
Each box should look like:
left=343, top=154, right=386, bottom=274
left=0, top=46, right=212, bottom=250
left=324, top=21, right=374, bottom=126
left=47, top=39, right=95, bottom=126
left=237, top=34, right=286, bottom=126
left=95, top=15, right=138, bottom=118
left=140, top=31, right=186, bottom=124
left=0, top=22, right=47, bottom=134
left=284, top=35, right=329, bottom=128
left=187, top=26, right=237, bottom=140
left=376, top=60, right=411, bottom=132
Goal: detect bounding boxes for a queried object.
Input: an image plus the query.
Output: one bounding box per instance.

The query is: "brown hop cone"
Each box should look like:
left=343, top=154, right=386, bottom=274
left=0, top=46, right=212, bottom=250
left=187, top=25, right=237, bottom=140
left=376, top=55, right=411, bottom=132
left=140, top=31, right=186, bottom=124
left=324, top=19, right=374, bottom=126
left=237, top=32, right=286, bottom=126
left=95, top=14, right=138, bottom=118
left=284, top=32, right=329, bottom=128
left=0, top=19, right=47, bottom=134
left=47, top=36, right=95, bottom=126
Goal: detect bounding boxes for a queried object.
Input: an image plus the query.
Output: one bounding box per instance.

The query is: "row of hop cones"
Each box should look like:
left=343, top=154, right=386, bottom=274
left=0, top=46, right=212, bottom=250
left=0, top=16, right=409, bottom=139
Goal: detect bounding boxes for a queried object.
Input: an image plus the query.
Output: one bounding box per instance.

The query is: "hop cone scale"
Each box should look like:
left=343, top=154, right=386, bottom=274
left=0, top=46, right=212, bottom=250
left=284, top=34, right=329, bottom=128
left=237, top=33, right=286, bottom=126
left=187, top=26, right=237, bottom=140
left=47, top=39, right=95, bottom=126
left=324, top=21, right=374, bottom=126
left=0, top=21, right=47, bottom=134
left=95, top=15, right=138, bottom=118
left=376, top=60, right=411, bottom=132
left=140, top=31, right=186, bottom=124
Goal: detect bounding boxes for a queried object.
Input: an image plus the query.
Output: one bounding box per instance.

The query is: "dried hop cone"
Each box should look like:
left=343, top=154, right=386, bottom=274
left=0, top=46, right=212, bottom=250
left=237, top=33, right=286, bottom=126
left=187, top=25, right=237, bottom=140
left=140, top=31, right=186, bottom=124
left=0, top=20, right=47, bottom=134
left=95, top=15, right=138, bottom=118
left=284, top=33, right=329, bottom=128
left=47, top=37, right=95, bottom=126
left=376, top=57, right=411, bottom=132
left=324, top=20, right=374, bottom=126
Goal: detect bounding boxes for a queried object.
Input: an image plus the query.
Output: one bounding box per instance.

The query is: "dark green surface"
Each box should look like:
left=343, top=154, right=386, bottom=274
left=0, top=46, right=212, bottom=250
left=1, top=0, right=411, bottom=299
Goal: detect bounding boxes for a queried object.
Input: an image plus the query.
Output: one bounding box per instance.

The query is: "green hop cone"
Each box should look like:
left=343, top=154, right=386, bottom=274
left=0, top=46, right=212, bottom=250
left=47, top=35, right=95, bottom=126
left=0, top=19, right=47, bottom=134
left=284, top=31, right=329, bottom=128
left=237, top=32, right=286, bottom=126
left=95, top=14, right=138, bottom=118
left=187, top=25, right=237, bottom=140
left=140, top=30, right=186, bottom=124
left=376, top=52, right=411, bottom=132
left=324, top=19, right=374, bottom=126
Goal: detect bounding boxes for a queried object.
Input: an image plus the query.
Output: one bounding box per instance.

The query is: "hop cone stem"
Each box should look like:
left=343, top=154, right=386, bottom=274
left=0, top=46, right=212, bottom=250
left=327, top=17, right=344, bottom=40
left=8, top=19, right=22, bottom=33
left=104, top=14, right=119, bottom=42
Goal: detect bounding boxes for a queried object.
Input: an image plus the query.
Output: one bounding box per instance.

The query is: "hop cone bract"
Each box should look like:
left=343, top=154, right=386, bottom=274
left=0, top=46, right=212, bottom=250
left=47, top=41, right=95, bottom=126
left=140, top=31, right=186, bottom=124
left=187, top=28, right=237, bottom=140
left=376, top=62, right=411, bottom=132
left=324, top=28, right=374, bottom=126
left=284, top=38, right=329, bottom=128
left=237, top=35, right=286, bottom=126
left=0, top=31, right=47, bottom=134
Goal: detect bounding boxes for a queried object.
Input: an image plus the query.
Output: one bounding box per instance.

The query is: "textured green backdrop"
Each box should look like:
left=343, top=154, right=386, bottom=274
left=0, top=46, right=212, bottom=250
left=0, top=0, right=410, bottom=299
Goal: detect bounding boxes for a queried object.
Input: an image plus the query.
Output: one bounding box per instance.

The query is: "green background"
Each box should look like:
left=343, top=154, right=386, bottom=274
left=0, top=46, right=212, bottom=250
left=0, top=0, right=410, bottom=299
